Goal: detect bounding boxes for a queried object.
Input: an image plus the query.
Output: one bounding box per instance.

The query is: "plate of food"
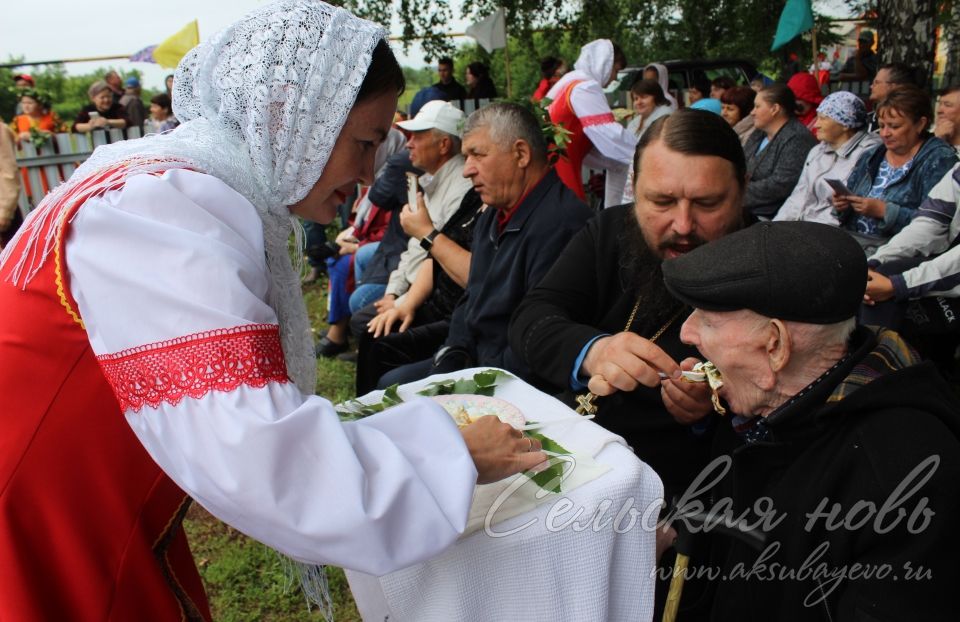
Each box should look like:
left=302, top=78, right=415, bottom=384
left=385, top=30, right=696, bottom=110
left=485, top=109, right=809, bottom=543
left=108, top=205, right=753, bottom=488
left=432, top=395, right=525, bottom=430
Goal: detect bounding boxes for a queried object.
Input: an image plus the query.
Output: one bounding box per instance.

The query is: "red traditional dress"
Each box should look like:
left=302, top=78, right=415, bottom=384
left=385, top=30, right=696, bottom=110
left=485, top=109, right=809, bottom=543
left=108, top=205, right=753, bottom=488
left=546, top=40, right=637, bottom=207
left=0, top=164, right=212, bottom=621
left=0, top=164, right=478, bottom=620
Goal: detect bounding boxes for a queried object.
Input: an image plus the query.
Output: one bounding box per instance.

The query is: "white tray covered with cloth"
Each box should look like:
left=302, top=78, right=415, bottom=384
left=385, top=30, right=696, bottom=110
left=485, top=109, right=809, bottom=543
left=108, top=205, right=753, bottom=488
left=345, top=368, right=664, bottom=621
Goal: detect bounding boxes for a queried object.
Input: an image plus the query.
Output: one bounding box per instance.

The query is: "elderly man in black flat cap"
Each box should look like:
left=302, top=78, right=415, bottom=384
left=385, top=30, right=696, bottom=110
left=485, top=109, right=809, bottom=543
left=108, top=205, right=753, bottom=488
left=664, top=221, right=960, bottom=621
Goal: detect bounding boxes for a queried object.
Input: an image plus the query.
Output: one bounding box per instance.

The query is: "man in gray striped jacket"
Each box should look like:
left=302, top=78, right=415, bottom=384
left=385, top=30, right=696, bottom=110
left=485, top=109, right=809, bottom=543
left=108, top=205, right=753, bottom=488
left=862, top=164, right=960, bottom=360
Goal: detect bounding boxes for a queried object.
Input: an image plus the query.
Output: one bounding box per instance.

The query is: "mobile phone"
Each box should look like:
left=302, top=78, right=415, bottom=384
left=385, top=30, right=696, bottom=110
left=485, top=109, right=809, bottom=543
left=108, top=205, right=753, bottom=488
left=88, top=111, right=100, bottom=119
left=406, top=172, right=419, bottom=213
left=825, top=178, right=852, bottom=196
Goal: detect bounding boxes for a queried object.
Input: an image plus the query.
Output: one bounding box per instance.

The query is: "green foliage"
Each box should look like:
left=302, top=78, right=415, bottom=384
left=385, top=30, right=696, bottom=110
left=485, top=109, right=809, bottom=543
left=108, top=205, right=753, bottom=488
left=416, top=368, right=513, bottom=396
left=524, top=430, right=572, bottom=494
left=1, top=60, right=152, bottom=124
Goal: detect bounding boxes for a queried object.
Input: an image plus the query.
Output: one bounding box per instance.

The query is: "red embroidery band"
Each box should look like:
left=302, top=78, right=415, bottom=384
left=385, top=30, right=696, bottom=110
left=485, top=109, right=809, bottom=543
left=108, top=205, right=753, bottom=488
left=580, top=113, right=616, bottom=127
left=97, top=324, right=290, bottom=412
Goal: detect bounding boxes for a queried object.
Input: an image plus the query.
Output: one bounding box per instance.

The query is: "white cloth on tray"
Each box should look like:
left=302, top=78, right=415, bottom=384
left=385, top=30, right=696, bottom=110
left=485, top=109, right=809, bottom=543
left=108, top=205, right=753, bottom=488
left=347, top=368, right=664, bottom=621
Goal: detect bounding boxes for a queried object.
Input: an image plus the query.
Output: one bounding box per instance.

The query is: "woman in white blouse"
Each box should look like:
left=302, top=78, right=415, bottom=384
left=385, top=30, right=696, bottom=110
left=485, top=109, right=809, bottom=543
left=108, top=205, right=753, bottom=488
left=0, top=1, right=545, bottom=618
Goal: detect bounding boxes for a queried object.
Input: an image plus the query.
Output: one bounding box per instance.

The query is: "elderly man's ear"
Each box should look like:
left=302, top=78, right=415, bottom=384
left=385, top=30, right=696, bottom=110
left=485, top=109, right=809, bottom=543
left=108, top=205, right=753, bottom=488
left=766, top=319, right=792, bottom=373
left=512, top=139, right=532, bottom=168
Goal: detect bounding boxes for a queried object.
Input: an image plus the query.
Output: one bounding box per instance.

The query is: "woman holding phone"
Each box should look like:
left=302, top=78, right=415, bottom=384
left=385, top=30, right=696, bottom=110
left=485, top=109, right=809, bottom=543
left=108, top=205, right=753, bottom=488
left=72, top=79, right=128, bottom=132
left=834, top=86, right=956, bottom=252
left=775, top=91, right=881, bottom=224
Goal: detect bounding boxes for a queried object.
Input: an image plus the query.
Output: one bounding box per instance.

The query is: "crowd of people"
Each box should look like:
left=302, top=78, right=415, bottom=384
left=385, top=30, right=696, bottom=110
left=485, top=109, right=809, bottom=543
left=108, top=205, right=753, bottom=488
left=296, top=29, right=960, bottom=620
left=5, top=69, right=180, bottom=144
left=3, top=1, right=960, bottom=619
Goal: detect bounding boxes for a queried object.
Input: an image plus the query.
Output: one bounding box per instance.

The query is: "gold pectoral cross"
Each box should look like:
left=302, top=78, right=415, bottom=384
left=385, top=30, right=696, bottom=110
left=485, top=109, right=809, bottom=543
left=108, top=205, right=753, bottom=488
left=575, top=392, right=598, bottom=415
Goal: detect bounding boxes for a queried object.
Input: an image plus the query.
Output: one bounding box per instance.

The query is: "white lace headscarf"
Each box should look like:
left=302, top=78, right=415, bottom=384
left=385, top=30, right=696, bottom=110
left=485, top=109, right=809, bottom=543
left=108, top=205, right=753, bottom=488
left=2, top=0, right=389, bottom=395
left=546, top=39, right=614, bottom=101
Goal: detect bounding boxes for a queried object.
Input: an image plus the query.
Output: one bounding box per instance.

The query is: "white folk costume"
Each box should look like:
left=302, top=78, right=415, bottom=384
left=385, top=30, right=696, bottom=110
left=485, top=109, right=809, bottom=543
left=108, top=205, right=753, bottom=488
left=547, top=39, right=637, bottom=207
left=0, top=2, right=476, bottom=620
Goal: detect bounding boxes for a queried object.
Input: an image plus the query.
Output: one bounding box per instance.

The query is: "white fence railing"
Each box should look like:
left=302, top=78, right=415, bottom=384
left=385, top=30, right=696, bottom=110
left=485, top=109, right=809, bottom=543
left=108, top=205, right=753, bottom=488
left=14, top=127, right=142, bottom=216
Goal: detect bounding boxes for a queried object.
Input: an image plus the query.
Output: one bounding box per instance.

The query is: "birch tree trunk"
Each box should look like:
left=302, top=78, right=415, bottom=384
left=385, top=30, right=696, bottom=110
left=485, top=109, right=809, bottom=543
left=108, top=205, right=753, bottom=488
left=876, top=0, right=938, bottom=87
left=943, top=1, right=960, bottom=88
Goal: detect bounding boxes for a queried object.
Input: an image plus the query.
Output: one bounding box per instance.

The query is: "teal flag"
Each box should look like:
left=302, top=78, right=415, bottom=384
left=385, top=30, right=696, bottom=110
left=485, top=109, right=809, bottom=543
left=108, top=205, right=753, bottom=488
left=771, top=0, right=814, bottom=51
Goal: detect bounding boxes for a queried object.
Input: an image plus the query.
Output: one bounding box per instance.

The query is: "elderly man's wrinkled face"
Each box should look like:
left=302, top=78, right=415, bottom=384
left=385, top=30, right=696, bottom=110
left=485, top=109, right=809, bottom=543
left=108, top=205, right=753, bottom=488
left=870, top=68, right=895, bottom=103
left=680, top=308, right=775, bottom=417
left=462, top=126, right=525, bottom=210
left=633, top=140, right=742, bottom=260
left=406, top=130, right=446, bottom=174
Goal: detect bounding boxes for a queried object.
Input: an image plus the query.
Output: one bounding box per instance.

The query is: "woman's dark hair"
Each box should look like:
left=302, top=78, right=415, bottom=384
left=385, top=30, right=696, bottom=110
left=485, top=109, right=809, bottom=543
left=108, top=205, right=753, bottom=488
left=633, top=108, right=747, bottom=190
left=356, top=39, right=406, bottom=104
left=150, top=93, right=172, bottom=112
left=540, top=56, right=562, bottom=79
left=467, top=62, right=490, bottom=81
left=711, top=76, right=736, bottom=91
left=720, top=86, right=756, bottom=121
left=690, top=76, right=711, bottom=99
left=758, top=83, right=796, bottom=117
left=630, top=79, right=668, bottom=106
left=611, top=43, right=627, bottom=70
left=876, top=85, right=933, bottom=134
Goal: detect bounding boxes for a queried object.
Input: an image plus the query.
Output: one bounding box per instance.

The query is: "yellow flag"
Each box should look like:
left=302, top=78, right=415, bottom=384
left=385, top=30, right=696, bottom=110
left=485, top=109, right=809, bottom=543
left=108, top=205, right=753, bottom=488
left=153, top=20, right=200, bottom=69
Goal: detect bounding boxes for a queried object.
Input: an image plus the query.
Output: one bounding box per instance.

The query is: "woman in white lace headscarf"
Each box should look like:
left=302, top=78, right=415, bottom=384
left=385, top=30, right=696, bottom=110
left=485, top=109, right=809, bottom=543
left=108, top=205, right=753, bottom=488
left=0, top=2, right=545, bottom=619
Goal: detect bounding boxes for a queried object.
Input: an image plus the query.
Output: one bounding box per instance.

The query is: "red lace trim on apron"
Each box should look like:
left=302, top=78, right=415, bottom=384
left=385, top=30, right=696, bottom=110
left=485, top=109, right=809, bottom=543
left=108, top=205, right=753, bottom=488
left=97, top=324, right=290, bottom=412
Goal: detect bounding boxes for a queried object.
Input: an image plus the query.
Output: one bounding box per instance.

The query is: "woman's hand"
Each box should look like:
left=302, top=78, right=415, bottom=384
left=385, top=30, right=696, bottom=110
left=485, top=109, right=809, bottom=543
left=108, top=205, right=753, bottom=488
left=337, top=241, right=358, bottom=255
left=864, top=269, right=895, bottom=305
left=461, top=416, right=547, bottom=485
left=846, top=196, right=886, bottom=219
left=334, top=226, right=356, bottom=243
left=831, top=193, right=852, bottom=211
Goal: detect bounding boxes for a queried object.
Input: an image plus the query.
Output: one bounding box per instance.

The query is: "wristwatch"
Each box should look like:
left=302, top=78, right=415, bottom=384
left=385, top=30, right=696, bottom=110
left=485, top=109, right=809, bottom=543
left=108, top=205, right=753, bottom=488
left=420, top=228, right=441, bottom=252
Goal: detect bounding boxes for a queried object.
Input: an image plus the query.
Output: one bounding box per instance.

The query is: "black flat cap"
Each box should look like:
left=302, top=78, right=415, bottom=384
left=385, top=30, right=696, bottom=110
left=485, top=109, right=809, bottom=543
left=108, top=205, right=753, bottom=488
left=662, top=222, right=866, bottom=324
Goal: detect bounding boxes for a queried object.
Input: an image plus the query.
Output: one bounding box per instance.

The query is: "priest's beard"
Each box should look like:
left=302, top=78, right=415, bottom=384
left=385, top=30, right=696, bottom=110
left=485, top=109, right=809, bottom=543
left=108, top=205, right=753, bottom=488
left=618, top=208, right=687, bottom=335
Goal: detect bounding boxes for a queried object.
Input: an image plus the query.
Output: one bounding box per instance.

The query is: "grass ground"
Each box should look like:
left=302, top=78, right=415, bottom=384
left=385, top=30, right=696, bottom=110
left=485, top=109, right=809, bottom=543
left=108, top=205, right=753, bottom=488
left=182, top=273, right=362, bottom=620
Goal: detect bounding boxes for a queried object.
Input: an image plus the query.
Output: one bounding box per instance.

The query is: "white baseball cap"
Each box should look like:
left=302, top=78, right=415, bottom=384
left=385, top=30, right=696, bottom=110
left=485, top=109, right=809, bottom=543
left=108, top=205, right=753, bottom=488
left=397, top=100, right=464, bottom=137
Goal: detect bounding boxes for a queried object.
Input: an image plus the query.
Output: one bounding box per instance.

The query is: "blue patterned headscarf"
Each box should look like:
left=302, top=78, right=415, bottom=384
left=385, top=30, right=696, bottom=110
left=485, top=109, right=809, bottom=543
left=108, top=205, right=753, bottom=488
left=817, top=91, right=867, bottom=129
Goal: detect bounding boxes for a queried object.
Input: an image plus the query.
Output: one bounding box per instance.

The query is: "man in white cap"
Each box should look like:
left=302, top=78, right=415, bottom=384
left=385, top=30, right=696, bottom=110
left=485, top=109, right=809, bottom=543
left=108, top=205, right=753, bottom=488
left=369, top=100, right=473, bottom=317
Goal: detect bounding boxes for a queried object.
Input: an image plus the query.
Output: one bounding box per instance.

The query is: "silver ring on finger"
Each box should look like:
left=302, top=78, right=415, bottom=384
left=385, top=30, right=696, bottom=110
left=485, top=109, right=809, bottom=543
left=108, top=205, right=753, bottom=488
left=526, top=437, right=535, bottom=452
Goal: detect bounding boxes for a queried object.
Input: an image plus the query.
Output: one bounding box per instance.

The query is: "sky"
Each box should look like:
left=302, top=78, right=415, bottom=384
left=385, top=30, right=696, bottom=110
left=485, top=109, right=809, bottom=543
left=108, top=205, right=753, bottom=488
left=0, top=0, right=468, bottom=91
left=2, top=0, right=854, bottom=91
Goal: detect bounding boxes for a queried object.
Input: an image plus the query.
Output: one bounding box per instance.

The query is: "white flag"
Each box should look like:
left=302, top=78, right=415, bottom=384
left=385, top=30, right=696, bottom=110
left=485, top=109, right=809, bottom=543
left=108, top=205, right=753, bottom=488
left=465, top=8, right=507, bottom=52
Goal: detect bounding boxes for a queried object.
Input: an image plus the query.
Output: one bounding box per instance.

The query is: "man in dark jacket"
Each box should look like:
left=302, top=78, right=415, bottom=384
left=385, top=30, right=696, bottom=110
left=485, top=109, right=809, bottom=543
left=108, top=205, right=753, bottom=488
left=664, top=221, right=960, bottom=621
left=376, top=102, right=593, bottom=387
left=510, top=109, right=745, bottom=502
left=433, top=57, right=467, bottom=102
